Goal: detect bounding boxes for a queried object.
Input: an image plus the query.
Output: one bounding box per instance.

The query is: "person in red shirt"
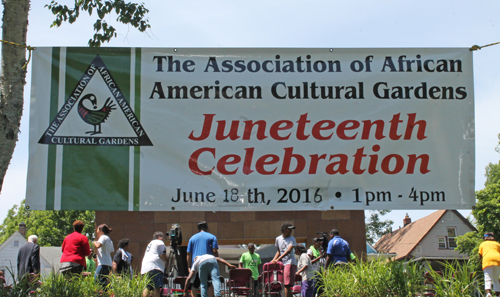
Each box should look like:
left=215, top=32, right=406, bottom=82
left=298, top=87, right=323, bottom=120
left=59, top=220, right=91, bottom=275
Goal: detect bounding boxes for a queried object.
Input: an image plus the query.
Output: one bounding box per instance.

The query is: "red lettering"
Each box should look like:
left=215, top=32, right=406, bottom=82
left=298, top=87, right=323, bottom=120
left=407, top=154, right=430, bottom=174
left=325, top=154, right=349, bottom=174
left=309, top=154, right=327, bottom=174
left=312, top=120, right=335, bottom=140
left=296, top=113, right=311, bottom=140
left=255, top=154, right=279, bottom=175
left=389, top=113, right=403, bottom=140
left=269, top=120, right=293, bottom=140
left=215, top=120, right=240, bottom=140
left=337, top=120, right=360, bottom=140
left=404, top=113, right=427, bottom=140
left=189, top=147, right=215, bottom=175
left=280, top=147, right=306, bottom=174
left=188, top=114, right=215, bottom=141
left=361, top=120, right=385, bottom=140
left=381, top=154, right=404, bottom=174
left=217, top=154, right=241, bottom=174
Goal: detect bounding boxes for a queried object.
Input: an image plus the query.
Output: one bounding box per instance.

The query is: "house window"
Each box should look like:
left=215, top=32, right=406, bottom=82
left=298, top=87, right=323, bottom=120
left=447, top=227, right=457, bottom=248
left=13, top=240, right=19, bottom=248
left=438, top=236, right=447, bottom=249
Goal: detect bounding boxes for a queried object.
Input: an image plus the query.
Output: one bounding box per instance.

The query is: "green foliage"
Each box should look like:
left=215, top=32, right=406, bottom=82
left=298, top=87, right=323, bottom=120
left=0, top=200, right=95, bottom=246
left=0, top=201, right=30, bottom=245
left=428, top=260, right=483, bottom=297
left=0, top=268, right=40, bottom=297
left=456, top=161, right=500, bottom=258
left=319, top=259, right=424, bottom=297
left=45, top=0, right=151, bottom=47
left=13, top=271, right=152, bottom=297
left=365, top=210, right=393, bottom=245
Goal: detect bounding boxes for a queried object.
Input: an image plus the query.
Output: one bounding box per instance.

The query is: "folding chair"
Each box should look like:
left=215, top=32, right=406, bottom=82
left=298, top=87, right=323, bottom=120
left=163, top=276, right=187, bottom=297
left=229, top=268, right=253, bottom=297
left=259, top=262, right=284, bottom=297
left=291, top=274, right=302, bottom=297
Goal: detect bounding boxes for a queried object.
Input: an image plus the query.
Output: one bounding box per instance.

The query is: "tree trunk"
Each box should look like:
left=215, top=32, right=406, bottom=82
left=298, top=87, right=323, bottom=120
left=0, top=0, right=30, bottom=192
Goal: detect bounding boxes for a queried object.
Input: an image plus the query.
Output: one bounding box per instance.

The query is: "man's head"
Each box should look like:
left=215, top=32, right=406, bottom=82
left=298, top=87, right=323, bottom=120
left=153, top=231, right=164, bottom=240
left=197, top=221, right=208, bottom=232
left=313, top=237, right=322, bottom=248
left=73, top=220, right=85, bottom=233
left=118, top=238, right=130, bottom=249
left=247, top=243, right=255, bottom=254
left=330, top=229, right=339, bottom=238
left=484, top=232, right=495, bottom=241
left=27, top=235, right=38, bottom=244
left=281, top=222, right=295, bottom=238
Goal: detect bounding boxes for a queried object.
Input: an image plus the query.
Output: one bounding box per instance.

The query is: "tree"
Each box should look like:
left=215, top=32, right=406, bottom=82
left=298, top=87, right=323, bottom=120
left=0, top=0, right=151, bottom=192
left=365, top=210, right=393, bottom=245
left=0, top=199, right=95, bottom=246
left=456, top=160, right=500, bottom=262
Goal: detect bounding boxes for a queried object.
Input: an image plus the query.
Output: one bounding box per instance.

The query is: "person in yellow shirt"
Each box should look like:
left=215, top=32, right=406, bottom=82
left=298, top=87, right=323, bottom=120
left=479, top=232, right=500, bottom=297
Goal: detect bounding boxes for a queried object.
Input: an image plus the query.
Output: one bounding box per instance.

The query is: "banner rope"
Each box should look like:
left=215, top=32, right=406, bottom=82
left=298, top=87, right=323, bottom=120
left=0, top=39, right=36, bottom=68
left=470, top=41, right=500, bottom=51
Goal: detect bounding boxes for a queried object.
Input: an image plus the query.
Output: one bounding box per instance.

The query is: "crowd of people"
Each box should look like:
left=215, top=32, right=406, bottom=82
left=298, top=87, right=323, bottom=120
left=15, top=219, right=354, bottom=297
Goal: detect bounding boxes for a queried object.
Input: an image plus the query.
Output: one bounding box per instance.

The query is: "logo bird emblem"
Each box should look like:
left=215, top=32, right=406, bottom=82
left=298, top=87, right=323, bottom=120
left=77, top=93, right=116, bottom=135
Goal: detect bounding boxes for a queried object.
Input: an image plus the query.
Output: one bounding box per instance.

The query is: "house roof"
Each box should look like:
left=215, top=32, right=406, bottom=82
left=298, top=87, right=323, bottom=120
left=0, top=231, right=28, bottom=255
left=374, top=210, right=475, bottom=260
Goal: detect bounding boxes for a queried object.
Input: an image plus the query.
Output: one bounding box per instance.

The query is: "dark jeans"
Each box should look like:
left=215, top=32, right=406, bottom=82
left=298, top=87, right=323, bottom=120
left=94, top=265, right=111, bottom=288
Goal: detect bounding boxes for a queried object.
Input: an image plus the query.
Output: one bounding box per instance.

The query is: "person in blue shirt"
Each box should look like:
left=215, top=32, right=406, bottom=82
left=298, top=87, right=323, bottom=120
left=187, top=221, right=219, bottom=297
left=325, top=229, right=351, bottom=268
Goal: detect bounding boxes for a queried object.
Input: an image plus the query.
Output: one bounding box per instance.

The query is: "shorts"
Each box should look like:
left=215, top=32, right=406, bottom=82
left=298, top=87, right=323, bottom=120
left=283, top=264, right=297, bottom=286
left=145, top=269, right=164, bottom=290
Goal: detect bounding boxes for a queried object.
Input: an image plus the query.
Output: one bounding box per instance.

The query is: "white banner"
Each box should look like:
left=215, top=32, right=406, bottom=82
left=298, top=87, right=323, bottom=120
left=27, top=47, right=475, bottom=211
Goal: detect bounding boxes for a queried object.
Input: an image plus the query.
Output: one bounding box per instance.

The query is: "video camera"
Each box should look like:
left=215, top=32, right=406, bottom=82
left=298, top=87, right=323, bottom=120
left=317, top=231, right=328, bottom=253
left=167, top=223, right=182, bottom=248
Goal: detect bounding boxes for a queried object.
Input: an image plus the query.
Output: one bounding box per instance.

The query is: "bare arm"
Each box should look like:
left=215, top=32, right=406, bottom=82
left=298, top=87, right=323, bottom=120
left=159, top=254, right=168, bottom=262
left=112, top=261, right=119, bottom=274
left=239, top=262, right=243, bottom=269
left=311, top=255, right=322, bottom=264
left=271, top=250, right=280, bottom=263
left=183, top=270, right=196, bottom=296
left=216, top=257, right=236, bottom=269
left=274, top=245, right=294, bottom=263
left=213, top=248, right=219, bottom=257
left=93, top=241, right=102, bottom=249
left=325, top=254, right=332, bottom=268
left=187, top=252, right=192, bottom=272
left=296, top=265, right=308, bottom=275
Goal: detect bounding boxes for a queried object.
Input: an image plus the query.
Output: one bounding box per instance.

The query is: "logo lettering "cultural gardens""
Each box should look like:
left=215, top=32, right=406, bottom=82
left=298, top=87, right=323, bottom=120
left=38, top=55, right=152, bottom=146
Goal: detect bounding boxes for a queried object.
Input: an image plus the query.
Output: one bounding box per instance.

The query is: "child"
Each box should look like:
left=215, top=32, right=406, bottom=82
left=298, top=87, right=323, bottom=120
left=296, top=245, right=315, bottom=297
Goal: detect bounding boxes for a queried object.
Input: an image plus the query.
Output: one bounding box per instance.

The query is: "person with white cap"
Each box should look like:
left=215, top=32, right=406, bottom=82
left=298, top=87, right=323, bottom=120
left=295, top=245, right=315, bottom=297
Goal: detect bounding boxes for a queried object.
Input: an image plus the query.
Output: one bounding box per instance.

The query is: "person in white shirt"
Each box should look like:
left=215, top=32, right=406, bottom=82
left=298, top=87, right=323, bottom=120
left=141, top=231, right=168, bottom=297
left=183, top=255, right=235, bottom=297
left=271, top=222, right=297, bottom=297
left=296, top=246, right=315, bottom=297
left=93, top=224, right=113, bottom=288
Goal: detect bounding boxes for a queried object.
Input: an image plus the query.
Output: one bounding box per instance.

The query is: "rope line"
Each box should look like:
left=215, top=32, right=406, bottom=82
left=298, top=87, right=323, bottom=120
left=0, top=39, right=36, bottom=68
left=470, top=41, right=500, bottom=51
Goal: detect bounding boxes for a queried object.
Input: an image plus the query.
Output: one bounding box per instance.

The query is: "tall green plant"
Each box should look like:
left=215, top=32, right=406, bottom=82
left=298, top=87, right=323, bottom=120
left=428, top=260, right=483, bottom=297
left=35, top=272, right=102, bottom=297
left=108, top=272, right=152, bottom=297
left=319, top=259, right=424, bottom=297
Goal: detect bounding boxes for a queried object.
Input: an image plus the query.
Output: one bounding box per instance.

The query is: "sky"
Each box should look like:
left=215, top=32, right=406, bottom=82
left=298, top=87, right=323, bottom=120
left=1, top=0, right=500, bottom=228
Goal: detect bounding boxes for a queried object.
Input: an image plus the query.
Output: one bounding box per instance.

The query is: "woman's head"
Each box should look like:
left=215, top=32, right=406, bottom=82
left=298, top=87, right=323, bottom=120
left=97, top=224, right=112, bottom=235
left=118, top=238, right=130, bottom=249
left=73, top=220, right=85, bottom=233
